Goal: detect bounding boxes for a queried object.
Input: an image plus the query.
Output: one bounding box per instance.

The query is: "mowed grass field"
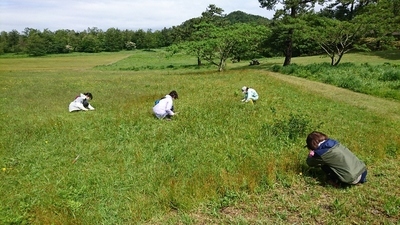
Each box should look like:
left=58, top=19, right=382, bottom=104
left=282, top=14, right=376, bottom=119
left=0, top=50, right=399, bottom=224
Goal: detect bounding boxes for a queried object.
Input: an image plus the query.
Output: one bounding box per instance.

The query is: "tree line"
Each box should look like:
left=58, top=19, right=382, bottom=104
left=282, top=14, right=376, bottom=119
left=0, top=27, right=176, bottom=56
left=0, top=0, right=399, bottom=68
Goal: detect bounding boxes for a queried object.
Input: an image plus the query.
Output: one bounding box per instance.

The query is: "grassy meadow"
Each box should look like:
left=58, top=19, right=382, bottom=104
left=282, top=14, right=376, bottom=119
left=1, top=50, right=399, bottom=224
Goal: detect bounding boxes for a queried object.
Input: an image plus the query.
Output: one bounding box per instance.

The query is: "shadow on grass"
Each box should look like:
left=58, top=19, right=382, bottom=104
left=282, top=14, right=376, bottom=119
left=361, top=50, right=400, bottom=61
left=304, top=167, right=354, bottom=189
left=230, top=62, right=278, bottom=71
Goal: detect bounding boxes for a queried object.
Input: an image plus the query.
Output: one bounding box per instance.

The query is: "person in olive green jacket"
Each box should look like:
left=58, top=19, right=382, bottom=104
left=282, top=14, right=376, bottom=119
left=305, top=131, right=367, bottom=186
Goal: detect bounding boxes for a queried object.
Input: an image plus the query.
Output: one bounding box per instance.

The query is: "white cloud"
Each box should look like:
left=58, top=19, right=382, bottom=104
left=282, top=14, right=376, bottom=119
left=0, top=0, right=274, bottom=32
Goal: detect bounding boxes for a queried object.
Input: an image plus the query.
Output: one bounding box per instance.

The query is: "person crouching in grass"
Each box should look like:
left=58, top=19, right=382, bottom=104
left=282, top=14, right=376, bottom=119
left=241, top=86, right=259, bottom=104
left=69, top=92, right=95, bottom=112
left=305, top=131, right=367, bottom=187
left=153, top=90, right=178, bottom=120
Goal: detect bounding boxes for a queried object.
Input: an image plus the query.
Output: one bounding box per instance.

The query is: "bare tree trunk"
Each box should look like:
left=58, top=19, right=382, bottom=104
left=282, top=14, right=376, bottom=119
left=283, top=28, right=293, bottom=66
left=333, top=52, right=344, bottom=66
left=283, top=6, right=296, bottom=66
left=218, top=59, right=225, bottom=72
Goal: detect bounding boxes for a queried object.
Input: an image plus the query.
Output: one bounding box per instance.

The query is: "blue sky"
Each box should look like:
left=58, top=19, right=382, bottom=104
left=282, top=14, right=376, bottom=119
left=0, top=0, right=275, bottom=32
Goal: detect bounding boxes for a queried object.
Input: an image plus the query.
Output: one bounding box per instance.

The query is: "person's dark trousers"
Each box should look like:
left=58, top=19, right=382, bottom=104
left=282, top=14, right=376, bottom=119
left=322, top=166, right=367, bottom=185
left=360, top=170, right=367, bottom=183
left=321, top=165, right=340, bottom=182
left=83, top=99, right=89, bottom=108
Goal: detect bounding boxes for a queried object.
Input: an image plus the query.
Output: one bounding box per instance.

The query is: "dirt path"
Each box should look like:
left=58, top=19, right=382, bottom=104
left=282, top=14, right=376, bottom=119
left=268, top=72, right=400, bottom=121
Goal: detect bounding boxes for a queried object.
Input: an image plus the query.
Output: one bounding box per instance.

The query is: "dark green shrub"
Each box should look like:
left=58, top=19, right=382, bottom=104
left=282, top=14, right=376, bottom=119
left=336, top=75, right=362, bottom=92
left=337, top=62, right=356, bottom=68
left=381, top=89, right=400, bottom=100
left=305, top=62, right=330, bottom=74
left=263, top=113, right=311, bottom=140
left=120, top=66, right=139, bottom=71
left=379, top=69, right=400, bottom=81
left=280, top=64, right=298, bottom=75
left=388, top=82, right=400, bottom=90
left=321, top=75, right=335, bottom=84
left=271, top=64, right=281, bottom=72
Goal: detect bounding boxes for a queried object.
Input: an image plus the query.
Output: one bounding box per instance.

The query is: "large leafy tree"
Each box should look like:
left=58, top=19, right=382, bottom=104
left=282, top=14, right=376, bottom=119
left=41, top=29, right=58, bottom=54
left=168, top=4, right=269, bottom=71
left=8, top=30, right=22, bottom=53
left=121, top=29, right=137, bottom=50
left=185, top=23, right=268, bottom=71
left=171, top=4, right=227, bottom=66
left=319, top=0, right=378, bottom=20
left=104, top=28, right=123, bottom=52
left=353, top=0, right=400, bottom=50
left=258, top=0, right=323, bottom=66
left=25, top=29, right=47, bottom=56
left=306, top=15, right=366, bottom=65
left=170, top=17, right=202, bottom=44
left=262, top=15, right=322, bottom=58
left=65, top=30, right=80, bottom=52
left=158, top=27, right=174, bottom=47
left=78, top=34, right=101, bottom=53
left=74, top=28, right=104, bottom=53
left=132, top=29, right=146, bottom=49
left=0, top=31, right=7, bottom=54
left=144, top=29, right=158, bottom=49
left=52, top=29, right=71, bottom=53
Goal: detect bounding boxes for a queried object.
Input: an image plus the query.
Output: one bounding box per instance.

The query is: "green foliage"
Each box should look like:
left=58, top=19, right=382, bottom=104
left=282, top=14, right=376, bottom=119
left=336, top=74, right=363, bottom=91
left=1, top=1, right=399, bottom=64
left=379, top=68, right=400, bottom=81
left=25, top=30, right=47, bottom=56
left=262, top=113, right=313, bottom=141
left=225, top=10, right=270, bottom=25
left=304, top=14, right=367, bottom=65
left=78, top=34, right=102, bottom=53
left=353, top=0, right=400, bottom=51
left=104, top=28, right=123, bottom=52
left=178, top=22, right=269, bottom=71
left=279, top=63, right=298, bottom=75
left=271, top=64, right=281, bottom=72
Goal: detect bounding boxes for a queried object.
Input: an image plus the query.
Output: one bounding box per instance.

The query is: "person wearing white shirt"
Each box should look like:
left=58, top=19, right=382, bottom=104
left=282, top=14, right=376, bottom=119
left=69, top=93, right=95, bottom=112
left=241, top=86, right=259, bottom=103
left=153, top=90, right=178, bottom=120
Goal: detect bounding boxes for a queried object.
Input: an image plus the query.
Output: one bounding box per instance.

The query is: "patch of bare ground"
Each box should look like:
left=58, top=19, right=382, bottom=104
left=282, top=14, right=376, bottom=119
left=268, top=72, right=400, bottom=121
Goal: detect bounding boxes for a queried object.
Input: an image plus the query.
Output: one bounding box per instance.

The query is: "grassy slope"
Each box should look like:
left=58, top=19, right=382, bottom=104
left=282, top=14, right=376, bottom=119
left=153, top=52, right=400, bottom=224
left=268, top=73, right=400, bottom=121
left=159, top=71, right=400, bottom=224
left=0, top=51, right=399, bottom=224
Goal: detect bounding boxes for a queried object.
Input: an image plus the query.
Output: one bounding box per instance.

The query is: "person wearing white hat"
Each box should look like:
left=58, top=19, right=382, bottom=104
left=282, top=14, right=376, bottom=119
left=241, top=86, right=259, bottom=103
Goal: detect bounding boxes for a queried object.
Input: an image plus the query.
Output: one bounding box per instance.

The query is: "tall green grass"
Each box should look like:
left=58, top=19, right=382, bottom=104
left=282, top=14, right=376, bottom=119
left=266, top=51, right=400, bottom=101
left=271, top=62, right=400, bottom=101
left=0, top=50, right=399, bottom=224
